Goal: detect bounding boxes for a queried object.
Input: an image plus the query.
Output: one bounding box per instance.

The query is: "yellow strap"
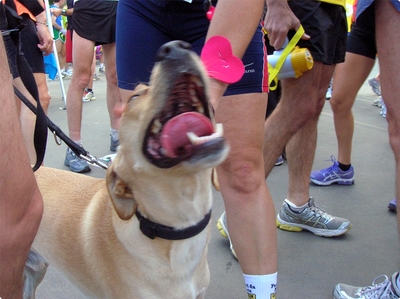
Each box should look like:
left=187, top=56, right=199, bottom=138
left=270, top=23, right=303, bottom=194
left=268, top=26, right=305, bottom=90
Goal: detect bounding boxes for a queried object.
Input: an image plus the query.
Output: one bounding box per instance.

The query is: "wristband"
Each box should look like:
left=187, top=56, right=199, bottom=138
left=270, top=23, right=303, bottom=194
left=62, top=9, right=67, bottom=16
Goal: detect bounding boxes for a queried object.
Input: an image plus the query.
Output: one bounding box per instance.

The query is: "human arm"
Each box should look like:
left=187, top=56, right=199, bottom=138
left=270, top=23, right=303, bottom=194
left=205, top=0, right=265, bottom=108
left=50, top=7, right=73, bottom=17
left=264, top=0, right=309, bottom=49
left=0, top=34, right=43, bottom=299
left=35, top=10, right=53, bottom=55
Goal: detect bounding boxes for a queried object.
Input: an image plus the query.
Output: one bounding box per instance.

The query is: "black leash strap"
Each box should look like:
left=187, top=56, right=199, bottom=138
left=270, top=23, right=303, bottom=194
left=14, top=87, right=88, bottom=161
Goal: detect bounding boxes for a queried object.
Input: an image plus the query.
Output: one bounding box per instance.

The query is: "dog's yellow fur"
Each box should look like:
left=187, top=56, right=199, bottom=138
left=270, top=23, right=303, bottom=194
left=27, top=41, right=229, bottom=299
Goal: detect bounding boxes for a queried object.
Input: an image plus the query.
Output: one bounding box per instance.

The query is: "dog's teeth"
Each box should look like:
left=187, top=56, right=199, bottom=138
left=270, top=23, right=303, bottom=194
left=214, top=123, right=223, bottom=137
left=151, top=119, right=162, bottom=134
left=196, top=105, right=205, bottom=114
left=190, top=89, right=197, bottom=99
left=187, top=123, right=224, bottom=146
left=192, top=77, right=203, bottom=87
left=187, top=132, right=201, bottom=145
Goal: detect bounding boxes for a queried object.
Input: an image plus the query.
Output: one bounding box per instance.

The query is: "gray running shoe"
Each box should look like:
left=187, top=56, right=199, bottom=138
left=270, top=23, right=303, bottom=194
left=368, top=77, right=381, bottom=96
left=110, top=136, right=120, bottom=152
left=333, top=272, right=400, bottom=299
left=216, top=212, right=237, bottom=259
left=372, top=96, right=383, bottom=108
left=276, top=197, right=351, bottom=237
left=381, top=100, right=387, bottom=118
left=64, top=148, right=91, bottom=173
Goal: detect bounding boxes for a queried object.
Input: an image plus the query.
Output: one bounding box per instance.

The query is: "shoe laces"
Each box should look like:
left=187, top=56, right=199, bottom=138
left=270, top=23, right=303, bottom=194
left=305, top=198, right=331, bottom=221
left=319, top=156, right=340, bottom=175
left=356, top=275, right=398, bottom=299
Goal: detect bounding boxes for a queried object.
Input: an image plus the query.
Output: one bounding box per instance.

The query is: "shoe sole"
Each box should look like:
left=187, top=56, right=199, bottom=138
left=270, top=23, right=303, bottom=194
left=310, top=178, right=354, bottom=186
left=82, top=98, right=96, bottom=103
left=276, top=215, right=351, bottom=237
left=216, top=214, right=237, bottom=259
left=332, top=287, right=346, bottom=299
left=216, top=218, right=229, bottom=239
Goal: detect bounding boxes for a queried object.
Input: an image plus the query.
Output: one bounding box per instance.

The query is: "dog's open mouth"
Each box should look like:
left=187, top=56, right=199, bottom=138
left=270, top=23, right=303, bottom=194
left=143, top=74, right=224, bottom=168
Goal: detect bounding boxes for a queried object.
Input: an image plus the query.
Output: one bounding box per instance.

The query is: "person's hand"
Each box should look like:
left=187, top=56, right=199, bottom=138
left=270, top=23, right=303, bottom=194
left=264, top=0, right=310, bottom=49
left=36, top=23, right=53, bottom=56
left=61, top=28, right=67, bottom=36
left=50, top=8, right=62, bottom=17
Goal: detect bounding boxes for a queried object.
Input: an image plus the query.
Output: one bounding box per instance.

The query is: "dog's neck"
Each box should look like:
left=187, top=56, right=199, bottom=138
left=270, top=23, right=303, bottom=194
left=135, top=209, right=211, bottom=240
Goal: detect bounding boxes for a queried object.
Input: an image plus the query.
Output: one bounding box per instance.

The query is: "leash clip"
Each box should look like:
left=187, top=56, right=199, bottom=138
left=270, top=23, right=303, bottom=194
left=79, top=153, right=109, bottom=170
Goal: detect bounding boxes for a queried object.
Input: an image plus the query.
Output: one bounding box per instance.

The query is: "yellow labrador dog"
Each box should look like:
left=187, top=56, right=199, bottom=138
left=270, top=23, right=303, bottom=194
left=25, top=40, right=229, bottom=299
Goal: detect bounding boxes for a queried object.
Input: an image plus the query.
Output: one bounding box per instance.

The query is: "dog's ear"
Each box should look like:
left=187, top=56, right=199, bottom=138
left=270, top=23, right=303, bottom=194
left=212, top=168, right=220, bottom=192
left=107, top=167, right=137, bottom=220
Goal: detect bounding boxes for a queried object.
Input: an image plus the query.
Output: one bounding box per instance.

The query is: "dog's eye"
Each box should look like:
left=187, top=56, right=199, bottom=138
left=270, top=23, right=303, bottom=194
left=129, top=90, right=147, bottom=102
left=130, top=95, right=140, bottom=101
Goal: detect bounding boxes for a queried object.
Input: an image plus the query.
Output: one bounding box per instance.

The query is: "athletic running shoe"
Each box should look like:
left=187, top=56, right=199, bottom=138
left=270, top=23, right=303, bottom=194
left=99, top=66, right=105, bottom=73
left=216, top=212, right=237, bottom=259
left=64, top=148, right=91, bottom=173
left=326, top=79, right=333, bottom=100
left=61, top=70, right=71, bottom=78
left=333, top=272, right=400, bottom=299
left=82, top=90, right=96, bottom=103
left=368, top=77, right=381, bottom=96
left=275, top=155, right=284, bottom=166
left=110, top=136, right=120, bottom=152
left=276, top=197, right=351, bottom=237
left=388, top=198, right=397, bottom=213
left=64, top=69, right=73, bottom=77
left=381, top=100, right=387, bottom=118
left=310, top=156, right=354, bottom=186
left=93, top=73, right=100, bottom=81
left=373, top=96, right=383, bottom=108
left=326, top=86, right=332, bottom=100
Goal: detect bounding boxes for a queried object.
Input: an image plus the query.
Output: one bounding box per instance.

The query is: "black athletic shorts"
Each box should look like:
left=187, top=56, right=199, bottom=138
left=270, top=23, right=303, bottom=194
left=347, top=2, right=376, bottom=59
left=288, top=1, right=347, bottom=65
left=4, top=13, right=45, bottom=78
left=72, top=0, right=117, bottom=46
left=20, top=14, right=45, bottom=74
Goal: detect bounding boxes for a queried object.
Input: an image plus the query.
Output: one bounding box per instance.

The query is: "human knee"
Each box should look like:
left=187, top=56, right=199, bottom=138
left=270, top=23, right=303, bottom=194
left=37, top=84, right=50, bottom=111
left=330, top=95, right=352, bottom=114
left=219, top=153, right=264, bottom=194
left=105, top=68, right=118, bottom=85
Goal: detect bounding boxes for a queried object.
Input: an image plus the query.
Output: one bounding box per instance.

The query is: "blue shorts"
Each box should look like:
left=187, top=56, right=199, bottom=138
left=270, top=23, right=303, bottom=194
left=116, top=0, right=268, bottom=95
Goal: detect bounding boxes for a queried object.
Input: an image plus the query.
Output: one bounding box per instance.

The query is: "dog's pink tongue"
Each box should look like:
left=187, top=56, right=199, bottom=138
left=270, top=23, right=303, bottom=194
left=161, top=112, right=213, bottom=158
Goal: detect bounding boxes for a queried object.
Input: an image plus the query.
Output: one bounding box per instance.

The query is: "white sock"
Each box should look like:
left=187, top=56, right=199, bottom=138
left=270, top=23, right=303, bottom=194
left=285, top=199, right=308, bottom=210
left=110, top=128, right=119, bottom=142
left=243, top=272, right=277, bottom=299
left=73, top=140, right=83, bottom=147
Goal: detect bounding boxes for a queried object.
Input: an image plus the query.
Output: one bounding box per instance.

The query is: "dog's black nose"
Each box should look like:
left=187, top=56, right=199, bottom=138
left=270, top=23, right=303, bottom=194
left=156, top=41, right=192, bottom=62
